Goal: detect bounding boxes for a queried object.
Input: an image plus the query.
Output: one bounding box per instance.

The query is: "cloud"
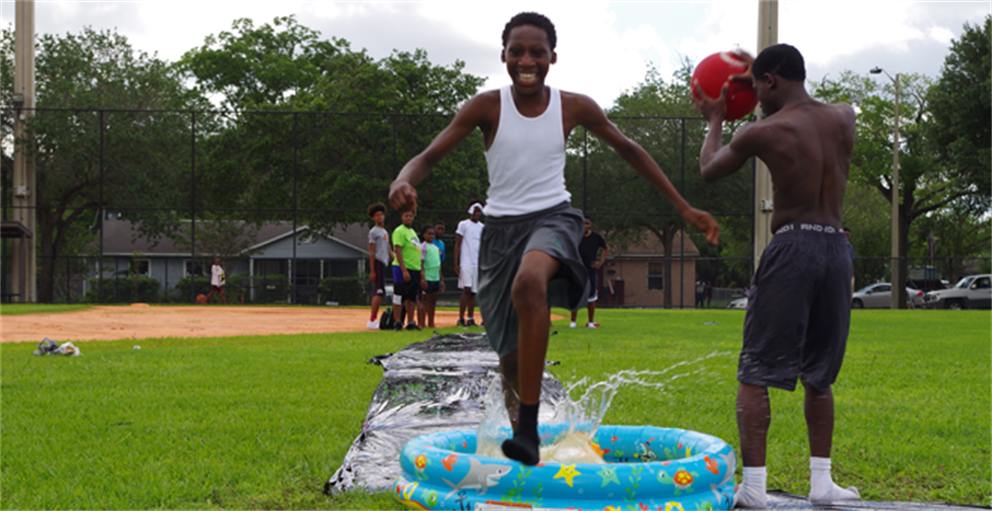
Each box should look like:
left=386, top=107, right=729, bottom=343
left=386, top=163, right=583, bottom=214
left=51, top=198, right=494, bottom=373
left=1, top=0, right=986, bottom=108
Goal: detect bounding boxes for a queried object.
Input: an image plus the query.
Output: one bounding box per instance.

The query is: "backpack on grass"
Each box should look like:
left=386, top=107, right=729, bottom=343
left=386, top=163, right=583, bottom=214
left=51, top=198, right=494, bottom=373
left=379, top=307, right=394, bottom=330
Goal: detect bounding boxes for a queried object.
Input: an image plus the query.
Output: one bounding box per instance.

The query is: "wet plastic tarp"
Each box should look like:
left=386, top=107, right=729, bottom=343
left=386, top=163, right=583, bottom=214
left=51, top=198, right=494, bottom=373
left=764, top=490, right=988, bottom=510
left=324, top=332, right=567, bottom=495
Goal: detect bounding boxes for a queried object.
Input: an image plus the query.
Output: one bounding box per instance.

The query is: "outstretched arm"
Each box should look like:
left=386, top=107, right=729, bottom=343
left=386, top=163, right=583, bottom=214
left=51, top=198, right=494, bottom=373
left=389, top=94, right=493, bottom=213
left=574, top=94, right=720, bottom=245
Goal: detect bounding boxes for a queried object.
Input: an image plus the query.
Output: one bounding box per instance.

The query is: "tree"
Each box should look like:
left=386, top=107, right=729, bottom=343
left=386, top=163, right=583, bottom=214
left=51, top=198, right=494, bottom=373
left=566, top=63, right=753, bottom=306
left=180, top=17, right=488, bottom=231
left=813, top=67, right=980, bottom=303
left=0, top=29, right=13, bottom=200
left=926, top=16, right=991, bottom=211
left=909, top=204, right=991, bottom=283
left=2, top=27, right=210, bottom=302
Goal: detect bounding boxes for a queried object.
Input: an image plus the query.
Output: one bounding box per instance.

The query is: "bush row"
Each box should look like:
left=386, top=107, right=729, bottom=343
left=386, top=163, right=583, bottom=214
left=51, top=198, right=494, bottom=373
left=85, top=273, right=368, bottom=305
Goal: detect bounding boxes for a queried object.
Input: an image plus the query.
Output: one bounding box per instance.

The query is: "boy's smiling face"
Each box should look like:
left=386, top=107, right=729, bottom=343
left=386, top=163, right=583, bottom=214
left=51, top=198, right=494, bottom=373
left=502, top=24, right=556, bottom=94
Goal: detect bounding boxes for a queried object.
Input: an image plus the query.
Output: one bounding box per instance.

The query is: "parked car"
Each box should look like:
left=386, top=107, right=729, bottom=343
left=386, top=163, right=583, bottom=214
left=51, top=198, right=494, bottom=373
left=906, top=278, right=946, bottom=293
left=851, top=283, right=925, bottom=309
left=923, top=274, right=992, bottom=310
left=727, top=297, right=748, bottom=309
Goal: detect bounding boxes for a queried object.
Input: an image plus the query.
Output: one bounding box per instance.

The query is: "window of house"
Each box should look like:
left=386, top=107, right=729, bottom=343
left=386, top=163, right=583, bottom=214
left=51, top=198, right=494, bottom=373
left=131, top=259, right=151, bottom=277
left=647, top=262, right=664, bottom=290
left=185, top=260, right=209, bottom=277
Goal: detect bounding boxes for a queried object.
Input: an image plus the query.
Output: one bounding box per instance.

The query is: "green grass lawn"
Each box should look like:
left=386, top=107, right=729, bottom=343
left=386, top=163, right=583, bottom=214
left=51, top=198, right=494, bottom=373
left=1, top=307, right=988, bottom=509
left=0, top=303, right=92, bottom=315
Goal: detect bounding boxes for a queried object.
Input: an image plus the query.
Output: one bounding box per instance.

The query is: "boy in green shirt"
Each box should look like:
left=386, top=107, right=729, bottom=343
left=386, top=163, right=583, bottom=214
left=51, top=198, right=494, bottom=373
left=392, top=210, right=422, bottom=331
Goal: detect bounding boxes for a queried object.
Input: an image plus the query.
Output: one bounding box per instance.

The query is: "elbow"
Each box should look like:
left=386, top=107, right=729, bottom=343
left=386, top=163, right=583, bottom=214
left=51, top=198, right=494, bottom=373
left=700, top=167, right=719, bottom=183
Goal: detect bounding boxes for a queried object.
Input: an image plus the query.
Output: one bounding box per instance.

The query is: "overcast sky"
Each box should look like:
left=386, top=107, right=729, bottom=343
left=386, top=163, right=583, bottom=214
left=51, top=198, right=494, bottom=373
left=1, top=1, right=989, bottom=108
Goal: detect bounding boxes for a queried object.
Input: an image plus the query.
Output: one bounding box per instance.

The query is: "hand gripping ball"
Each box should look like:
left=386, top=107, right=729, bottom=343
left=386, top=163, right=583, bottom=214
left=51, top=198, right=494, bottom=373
left=691, top=51, right=759, bottom=121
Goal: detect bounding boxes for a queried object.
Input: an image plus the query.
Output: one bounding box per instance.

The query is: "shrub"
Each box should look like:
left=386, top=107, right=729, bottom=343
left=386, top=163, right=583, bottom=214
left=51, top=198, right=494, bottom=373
left=84, top=276, right=160, bottom=303
left=172, top=273, right=287, bottom=304
left=174, top=276, right=211, bottom=302
left=251, top=274, right=290, bottom=304
left=318, top=275, right=368, bottom=306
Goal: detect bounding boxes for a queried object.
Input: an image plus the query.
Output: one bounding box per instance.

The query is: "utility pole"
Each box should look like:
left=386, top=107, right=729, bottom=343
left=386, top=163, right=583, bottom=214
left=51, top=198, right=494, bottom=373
left=12, top=0, right=36, bottom=302
left=753, top=0, right=777, bottom=273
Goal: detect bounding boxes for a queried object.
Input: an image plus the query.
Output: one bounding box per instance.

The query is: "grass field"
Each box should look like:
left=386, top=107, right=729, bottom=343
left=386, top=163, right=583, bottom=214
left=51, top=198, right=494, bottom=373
left=1, top=307, right=989, bottom=509
left=0, top=303, right=92, bottom=315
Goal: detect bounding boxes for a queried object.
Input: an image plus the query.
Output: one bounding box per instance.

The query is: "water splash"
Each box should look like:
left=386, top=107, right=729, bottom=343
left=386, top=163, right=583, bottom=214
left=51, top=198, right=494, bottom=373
left=475, top=350, right=730, bottom=463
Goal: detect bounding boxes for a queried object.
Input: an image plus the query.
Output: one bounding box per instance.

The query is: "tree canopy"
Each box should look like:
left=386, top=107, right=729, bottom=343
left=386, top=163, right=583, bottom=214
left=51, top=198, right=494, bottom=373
left=925, top=16, right=991, bottom=211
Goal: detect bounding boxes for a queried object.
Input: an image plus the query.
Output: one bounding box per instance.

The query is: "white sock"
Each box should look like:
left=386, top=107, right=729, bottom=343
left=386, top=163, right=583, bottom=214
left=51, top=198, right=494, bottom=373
left=735, top=466, right=767, bottom=508
left=809, top=457, right=860, bottom=503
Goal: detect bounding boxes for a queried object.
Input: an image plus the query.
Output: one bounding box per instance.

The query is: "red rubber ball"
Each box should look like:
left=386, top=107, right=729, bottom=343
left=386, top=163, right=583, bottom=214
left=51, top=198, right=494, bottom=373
left=691, top=51, right=759, bottom=121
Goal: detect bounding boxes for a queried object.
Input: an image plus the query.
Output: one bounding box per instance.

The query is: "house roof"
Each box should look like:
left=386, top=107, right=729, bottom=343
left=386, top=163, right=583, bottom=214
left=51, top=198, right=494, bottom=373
left=608, top=229, right=700, bottom=258
left=96, top=219, right=370, bottom=258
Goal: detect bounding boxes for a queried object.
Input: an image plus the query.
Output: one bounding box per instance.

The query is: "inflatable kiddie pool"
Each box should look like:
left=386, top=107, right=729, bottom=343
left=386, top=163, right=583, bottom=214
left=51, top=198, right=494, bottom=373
left=393, top=424, right=737, bottom=510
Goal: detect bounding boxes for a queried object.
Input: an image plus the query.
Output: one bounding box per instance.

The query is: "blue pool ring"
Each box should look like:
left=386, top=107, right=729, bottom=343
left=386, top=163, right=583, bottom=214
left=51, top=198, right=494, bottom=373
left=393, top=424, right=737, bottom=510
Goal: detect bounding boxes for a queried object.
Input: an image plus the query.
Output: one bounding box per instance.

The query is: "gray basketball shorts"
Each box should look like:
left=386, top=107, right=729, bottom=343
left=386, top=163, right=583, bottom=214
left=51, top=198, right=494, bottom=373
left=739, top=222, right=852, bottom=392
left=478, top=202, right=589, bottom=358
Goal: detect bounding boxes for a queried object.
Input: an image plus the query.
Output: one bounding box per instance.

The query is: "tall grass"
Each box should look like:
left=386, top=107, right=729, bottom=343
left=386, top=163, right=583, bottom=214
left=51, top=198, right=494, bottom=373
left=1, top=308, right=988, bottom=509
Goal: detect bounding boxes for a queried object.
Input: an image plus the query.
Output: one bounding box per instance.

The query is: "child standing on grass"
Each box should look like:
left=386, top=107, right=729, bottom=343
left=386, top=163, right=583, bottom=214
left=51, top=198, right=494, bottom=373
left=367, top=203, right=394, bottom=329
left=455, top=201, right=484, bottom=327
left=389, top=11, right=719, bottom=466
left=418, top=224, right=445, bottom=329
left=392, top=210, right=422, bottom=331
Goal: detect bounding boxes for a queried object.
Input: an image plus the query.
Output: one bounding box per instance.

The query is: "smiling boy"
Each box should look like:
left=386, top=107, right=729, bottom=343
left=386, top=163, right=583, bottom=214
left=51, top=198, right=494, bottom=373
left=389, top=12, right=719, bottom=465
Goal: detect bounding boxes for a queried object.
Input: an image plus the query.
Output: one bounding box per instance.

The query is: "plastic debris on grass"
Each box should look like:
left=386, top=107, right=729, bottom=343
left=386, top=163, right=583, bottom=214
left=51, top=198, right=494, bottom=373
left=33, top=338, right=81, bottom=356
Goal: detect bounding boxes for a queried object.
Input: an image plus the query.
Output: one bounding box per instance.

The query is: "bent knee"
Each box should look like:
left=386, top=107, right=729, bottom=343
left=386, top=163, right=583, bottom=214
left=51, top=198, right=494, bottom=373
left=511, top=270, right=547, bottom=304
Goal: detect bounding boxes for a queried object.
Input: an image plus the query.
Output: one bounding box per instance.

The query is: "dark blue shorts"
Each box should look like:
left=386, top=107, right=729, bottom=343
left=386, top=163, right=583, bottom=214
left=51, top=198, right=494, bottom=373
left=421, top=281, right=441, bottom=295
left=739, top=222, right=852, bottom=392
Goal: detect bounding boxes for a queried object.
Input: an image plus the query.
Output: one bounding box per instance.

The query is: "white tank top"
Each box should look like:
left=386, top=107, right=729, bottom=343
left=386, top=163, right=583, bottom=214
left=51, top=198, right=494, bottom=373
left=483, top=85, right=571, bottom=217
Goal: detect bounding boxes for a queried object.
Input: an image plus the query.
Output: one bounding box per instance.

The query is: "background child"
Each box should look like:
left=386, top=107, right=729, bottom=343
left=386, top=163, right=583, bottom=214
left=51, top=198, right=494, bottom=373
left=391, top=210, right=422, bottom=331
left=366, top=202, right=393, bottom=329
left=418, top=224, right=444, bottom=329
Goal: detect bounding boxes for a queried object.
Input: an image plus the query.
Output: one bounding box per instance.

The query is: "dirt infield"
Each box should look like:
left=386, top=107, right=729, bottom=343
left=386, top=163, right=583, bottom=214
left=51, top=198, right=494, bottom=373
left=0, top=305, right=470, bottom=343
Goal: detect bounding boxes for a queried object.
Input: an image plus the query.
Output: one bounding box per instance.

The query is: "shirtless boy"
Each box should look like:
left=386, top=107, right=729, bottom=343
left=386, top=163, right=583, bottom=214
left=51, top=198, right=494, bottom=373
left=390, top=12, right=719, bottom=466
left=693, top=43, right=860, bottom=508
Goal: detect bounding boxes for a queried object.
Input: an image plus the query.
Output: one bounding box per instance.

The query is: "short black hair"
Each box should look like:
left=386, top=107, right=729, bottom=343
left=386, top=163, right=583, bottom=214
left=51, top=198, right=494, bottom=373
left=434, top=220, right=445, bottom=227
left=584, top=214, right=592, bottom=221
left=502, top=12, right=556, bottom=51
left=367, top=202, right=385, bottom=218
left=752, top=44, right=806, bottom=82
left=420, top=224, right=435, bottom=237
left=468, top=199, right=484, bottom=210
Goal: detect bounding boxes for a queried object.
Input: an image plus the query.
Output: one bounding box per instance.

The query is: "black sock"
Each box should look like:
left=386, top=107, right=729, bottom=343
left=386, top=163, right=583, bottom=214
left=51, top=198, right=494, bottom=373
left=502, top=402, right=540, bottom=465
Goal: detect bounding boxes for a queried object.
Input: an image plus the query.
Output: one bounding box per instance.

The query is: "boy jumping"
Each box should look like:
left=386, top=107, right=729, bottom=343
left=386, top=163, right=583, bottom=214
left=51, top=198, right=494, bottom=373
left=389, top=12, right=719, bottom=465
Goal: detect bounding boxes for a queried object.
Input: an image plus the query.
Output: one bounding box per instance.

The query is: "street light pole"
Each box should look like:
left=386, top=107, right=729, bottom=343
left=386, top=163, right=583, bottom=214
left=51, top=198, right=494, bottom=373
left=870, top=67, right=904, bottom=309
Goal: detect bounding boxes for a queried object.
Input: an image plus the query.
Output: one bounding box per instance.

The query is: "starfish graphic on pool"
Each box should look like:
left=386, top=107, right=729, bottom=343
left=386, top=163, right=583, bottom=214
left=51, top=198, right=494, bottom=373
left=597, top=465, right=620, bottom=487
left=554, top=464, right=581, bottom=487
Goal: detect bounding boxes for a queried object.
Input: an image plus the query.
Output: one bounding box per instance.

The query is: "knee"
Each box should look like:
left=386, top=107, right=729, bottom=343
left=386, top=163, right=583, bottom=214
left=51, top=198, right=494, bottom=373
left=511, top=269, right=546, bottom=306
